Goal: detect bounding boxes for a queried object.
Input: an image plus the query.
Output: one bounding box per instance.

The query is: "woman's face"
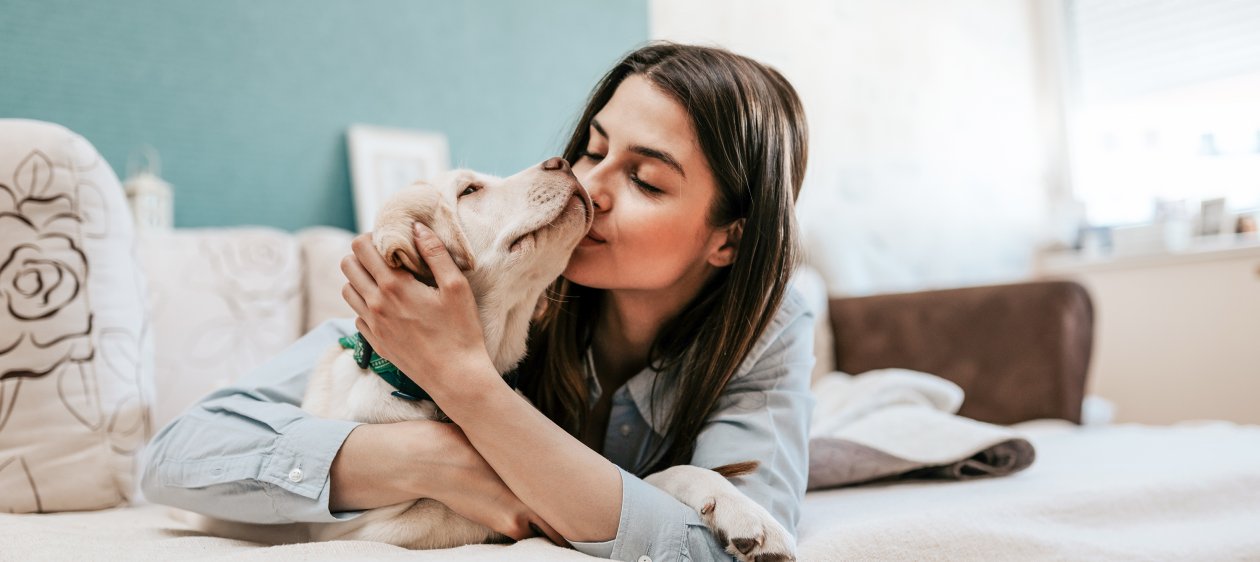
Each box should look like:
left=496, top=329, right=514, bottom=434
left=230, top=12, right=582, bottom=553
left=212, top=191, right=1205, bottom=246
left=564, top=74, right=732, bottom=293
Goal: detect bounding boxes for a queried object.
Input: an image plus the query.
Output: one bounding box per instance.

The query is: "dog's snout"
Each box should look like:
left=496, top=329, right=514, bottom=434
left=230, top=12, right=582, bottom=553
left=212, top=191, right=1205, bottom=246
left=541, top=157, right=569, bottom=171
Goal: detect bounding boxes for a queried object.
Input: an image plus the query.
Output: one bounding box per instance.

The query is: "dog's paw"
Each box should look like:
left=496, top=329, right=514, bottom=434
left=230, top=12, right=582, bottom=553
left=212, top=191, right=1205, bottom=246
left=699, top=492, right=795, bottom=562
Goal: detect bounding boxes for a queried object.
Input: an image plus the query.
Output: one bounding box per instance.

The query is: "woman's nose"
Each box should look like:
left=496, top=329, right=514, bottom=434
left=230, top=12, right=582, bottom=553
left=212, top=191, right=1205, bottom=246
left=575, top=164, right=610, bottom=211
left=589, top=190, right=608, bottom=211
left=583, top=180, right=610, bottom=211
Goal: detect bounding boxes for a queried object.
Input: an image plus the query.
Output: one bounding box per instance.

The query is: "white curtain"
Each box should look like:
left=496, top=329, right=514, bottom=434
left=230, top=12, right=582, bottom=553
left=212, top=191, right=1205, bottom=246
left=651, top=0, right=1067, bottom=296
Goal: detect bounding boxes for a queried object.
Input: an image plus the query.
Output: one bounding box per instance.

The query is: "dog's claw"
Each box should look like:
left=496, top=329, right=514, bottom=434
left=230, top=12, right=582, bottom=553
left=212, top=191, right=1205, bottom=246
left=732, top=537, right=760, bottom=554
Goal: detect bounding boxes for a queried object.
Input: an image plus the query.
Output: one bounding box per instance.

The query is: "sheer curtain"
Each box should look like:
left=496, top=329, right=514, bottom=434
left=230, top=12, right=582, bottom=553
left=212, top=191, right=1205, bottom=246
left=651, top=0, right=1064, bottom=295
left=1066, top=0, right=1260, bottom=227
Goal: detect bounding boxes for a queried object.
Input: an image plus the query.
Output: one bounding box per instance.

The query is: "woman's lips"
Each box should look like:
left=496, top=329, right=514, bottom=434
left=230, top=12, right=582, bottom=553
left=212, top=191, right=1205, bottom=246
left=580, top=229, right=606, bottom=246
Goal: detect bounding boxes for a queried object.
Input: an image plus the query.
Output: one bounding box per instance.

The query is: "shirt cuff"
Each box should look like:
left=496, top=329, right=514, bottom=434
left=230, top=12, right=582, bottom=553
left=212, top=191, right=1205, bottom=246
left=567, top=466, right=705, bottom=561
left=568, top=537, right=616, bottom=558
left=260, top=414, right=366, bottom=522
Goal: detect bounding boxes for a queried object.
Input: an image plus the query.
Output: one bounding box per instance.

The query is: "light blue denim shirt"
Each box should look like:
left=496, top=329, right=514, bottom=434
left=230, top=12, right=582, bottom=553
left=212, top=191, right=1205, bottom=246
left=141, top=287, right=815, bottom=561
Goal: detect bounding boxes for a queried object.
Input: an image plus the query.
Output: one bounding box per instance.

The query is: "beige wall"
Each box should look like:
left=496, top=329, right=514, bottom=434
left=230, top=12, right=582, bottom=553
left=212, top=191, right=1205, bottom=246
left=651, top=0, right=1068, bottom=296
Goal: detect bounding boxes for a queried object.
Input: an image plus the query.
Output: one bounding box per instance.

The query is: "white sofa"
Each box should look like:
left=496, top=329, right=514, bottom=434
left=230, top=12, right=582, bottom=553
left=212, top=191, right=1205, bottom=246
left=3, top=119, right=1260, bottom=561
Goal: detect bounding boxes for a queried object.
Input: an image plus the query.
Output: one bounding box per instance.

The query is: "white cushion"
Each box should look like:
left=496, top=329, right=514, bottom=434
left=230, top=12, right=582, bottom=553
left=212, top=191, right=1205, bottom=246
left=296, top=226, right=355, bottom=333
left=0, top=119, right=154, bottom=512
left=137, top=228, right=304, bottom=430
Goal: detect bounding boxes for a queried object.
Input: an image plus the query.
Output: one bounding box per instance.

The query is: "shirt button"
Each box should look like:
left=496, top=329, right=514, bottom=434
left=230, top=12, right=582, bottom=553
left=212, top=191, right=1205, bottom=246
left=620, top=424, right=632, bottom=437
left=288, top=468, right=304, bottom=483
left=637, top=556, right=652, bottom=562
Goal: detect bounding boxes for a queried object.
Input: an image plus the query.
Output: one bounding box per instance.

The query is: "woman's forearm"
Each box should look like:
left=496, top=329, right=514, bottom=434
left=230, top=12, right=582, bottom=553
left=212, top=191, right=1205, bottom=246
left=328, top=421, right=444, bottom=512
left=435, top=362, right=623, bottom=543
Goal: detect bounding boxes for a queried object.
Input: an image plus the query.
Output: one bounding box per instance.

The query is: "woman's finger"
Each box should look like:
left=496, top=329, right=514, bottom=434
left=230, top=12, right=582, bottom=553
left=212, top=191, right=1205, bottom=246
left=340, top=249, right=377, bottom=299
left=351, top=232, right=394, bottom=284
left=355, top=316, right=375, bottom=342
left=413, top=223, right=464, bottom=290
left=342, top=282, right=368, bottom=318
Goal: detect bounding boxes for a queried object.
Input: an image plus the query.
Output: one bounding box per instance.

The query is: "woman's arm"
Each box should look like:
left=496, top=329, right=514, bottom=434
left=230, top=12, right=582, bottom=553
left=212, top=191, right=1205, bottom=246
left=331, top=418, right=568, bottom=544
left=140, top=318, right=373, bottom=523
left=140, top=316, right=561, bottom=542
left=328, top=421, right=442, bottom=512
left=436, top=370, right=625, bottom=542
left=345, top=226, right=814, bottom=560
left=342, top=228, right=623, bottom=542
left=473, top=290, right=816, bottom=561
left=491, top=291, right=816, bottom=561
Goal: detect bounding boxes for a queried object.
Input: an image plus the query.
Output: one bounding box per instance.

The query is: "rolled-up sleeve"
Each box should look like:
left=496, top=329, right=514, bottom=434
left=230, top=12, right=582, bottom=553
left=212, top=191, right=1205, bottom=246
left=573, top=292, right=816, bottom=561
left=139, top=318, right=367, bottom=524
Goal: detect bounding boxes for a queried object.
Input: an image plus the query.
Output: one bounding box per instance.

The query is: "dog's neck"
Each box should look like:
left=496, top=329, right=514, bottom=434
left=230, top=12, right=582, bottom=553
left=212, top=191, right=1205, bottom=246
left=473, top=284, right=546, bottom=375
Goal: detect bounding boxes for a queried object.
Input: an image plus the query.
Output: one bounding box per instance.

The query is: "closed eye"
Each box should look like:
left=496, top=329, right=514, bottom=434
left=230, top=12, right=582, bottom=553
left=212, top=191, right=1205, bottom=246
left=630, top=174, right=663, bottom=195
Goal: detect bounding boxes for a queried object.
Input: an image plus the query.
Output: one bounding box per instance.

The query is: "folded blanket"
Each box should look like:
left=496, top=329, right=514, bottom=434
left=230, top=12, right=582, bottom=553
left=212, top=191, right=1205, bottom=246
left=807, top=369, right=1035, bottom=490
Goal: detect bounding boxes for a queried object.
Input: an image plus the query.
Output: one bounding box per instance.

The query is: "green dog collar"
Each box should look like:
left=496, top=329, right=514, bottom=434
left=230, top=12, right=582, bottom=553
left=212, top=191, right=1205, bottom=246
left=338, top=332, right=523, bottom=402
left=339, top=333, right=431, bottom=401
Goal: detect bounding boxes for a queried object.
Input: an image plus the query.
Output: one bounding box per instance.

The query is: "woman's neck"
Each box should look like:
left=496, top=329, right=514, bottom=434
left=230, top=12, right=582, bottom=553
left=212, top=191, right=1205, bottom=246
left=592, top=265, right=716, bottom=381
left=593, top=291, right=666, bottom=371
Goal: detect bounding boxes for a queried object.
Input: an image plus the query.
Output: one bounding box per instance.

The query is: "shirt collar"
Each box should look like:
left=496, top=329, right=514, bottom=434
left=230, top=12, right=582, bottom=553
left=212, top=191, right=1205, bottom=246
left=583, top=347, right=677, bottom=434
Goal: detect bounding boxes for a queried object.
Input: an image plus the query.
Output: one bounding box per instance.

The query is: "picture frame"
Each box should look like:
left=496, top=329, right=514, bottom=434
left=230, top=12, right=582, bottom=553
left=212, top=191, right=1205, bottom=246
left=347, top=124, right=451, bottom=233
left=1198, top=197, right=1227, bottom=237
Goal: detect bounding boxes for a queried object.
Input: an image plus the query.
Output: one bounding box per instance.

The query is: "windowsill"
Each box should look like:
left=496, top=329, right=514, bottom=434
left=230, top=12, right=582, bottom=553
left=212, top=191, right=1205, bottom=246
left=1037, top=234, right=1260, bottom=275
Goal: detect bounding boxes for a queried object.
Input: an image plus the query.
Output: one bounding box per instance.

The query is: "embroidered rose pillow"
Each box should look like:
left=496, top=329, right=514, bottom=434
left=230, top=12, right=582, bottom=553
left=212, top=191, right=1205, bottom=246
left=0, top=119, right=154, bottom=513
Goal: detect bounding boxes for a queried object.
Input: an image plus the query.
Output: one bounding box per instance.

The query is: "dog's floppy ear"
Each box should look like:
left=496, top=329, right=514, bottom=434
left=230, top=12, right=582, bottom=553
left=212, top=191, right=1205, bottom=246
left=372, top=180, right=475, bottom=285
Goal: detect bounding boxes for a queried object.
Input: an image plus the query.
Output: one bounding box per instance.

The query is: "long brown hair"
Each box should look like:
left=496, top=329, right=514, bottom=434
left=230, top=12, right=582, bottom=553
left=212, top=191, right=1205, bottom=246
left=518, top=42, right=809, bottom=476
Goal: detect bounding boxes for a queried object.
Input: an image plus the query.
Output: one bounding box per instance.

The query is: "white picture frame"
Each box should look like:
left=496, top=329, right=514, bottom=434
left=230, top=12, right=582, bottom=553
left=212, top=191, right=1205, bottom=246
left=347, top=124, right=450, bottom=233
left=1198, top=197, right=1227, bottom=237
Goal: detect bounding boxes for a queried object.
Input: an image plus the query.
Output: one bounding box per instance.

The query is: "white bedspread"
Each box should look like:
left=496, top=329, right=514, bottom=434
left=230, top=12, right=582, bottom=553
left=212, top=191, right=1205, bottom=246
left=4, top=420, right=1260, bottom=561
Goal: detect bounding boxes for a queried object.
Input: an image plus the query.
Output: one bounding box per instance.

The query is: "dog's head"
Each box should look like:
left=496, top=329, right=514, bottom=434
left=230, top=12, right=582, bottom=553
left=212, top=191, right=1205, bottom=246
left=371, top=156, right=592, bottom=308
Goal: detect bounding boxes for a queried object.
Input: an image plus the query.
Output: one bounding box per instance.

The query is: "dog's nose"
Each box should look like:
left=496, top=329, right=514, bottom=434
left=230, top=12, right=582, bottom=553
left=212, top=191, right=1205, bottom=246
left=542, top=157, right=569, bottom=171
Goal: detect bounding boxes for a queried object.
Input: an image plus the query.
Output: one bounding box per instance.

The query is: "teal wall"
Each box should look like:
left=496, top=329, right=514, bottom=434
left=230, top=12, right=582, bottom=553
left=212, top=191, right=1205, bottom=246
left=0, top=0, right=648, bottom=231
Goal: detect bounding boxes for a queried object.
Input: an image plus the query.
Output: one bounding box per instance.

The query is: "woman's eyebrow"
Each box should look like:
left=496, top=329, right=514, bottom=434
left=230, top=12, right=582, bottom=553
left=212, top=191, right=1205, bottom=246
left=591, top=118, right=687, bottom=179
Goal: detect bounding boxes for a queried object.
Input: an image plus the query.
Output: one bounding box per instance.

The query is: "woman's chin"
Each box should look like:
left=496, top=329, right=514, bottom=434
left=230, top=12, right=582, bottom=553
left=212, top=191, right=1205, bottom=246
left=560, top=258, right=604, bottom=288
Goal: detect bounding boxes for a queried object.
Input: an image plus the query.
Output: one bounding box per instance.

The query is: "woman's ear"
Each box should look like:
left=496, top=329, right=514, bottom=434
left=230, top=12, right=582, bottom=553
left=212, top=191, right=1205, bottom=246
left=706, top=218, right=744, bottom=268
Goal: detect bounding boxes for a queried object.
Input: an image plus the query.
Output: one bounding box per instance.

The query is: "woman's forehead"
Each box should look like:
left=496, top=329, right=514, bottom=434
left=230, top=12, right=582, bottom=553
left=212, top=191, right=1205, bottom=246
left=592, top=75, right=701, bottom=166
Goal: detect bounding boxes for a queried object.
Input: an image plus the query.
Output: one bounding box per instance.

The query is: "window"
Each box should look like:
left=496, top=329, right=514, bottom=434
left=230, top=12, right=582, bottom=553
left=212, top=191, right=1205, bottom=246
left=1066, top=0, right=1260, bottom=228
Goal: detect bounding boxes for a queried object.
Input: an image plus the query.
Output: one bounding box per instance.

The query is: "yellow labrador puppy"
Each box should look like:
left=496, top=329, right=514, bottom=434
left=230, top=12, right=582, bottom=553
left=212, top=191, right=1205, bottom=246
left=195, top=158, right=794, bottom=561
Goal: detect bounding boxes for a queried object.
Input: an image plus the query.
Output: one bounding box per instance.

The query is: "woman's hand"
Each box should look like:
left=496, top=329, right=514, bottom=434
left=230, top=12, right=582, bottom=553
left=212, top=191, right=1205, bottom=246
left=340, top=225, right=496, bottom=397
left=428, top=423, right=568, bottom=546
left=329, top=420, right=566, bottom=545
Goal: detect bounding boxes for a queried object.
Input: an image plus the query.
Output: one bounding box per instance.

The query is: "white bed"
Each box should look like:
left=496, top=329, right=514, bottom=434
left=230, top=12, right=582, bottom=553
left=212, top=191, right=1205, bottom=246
left=6, top=420, right=1259, bottom=561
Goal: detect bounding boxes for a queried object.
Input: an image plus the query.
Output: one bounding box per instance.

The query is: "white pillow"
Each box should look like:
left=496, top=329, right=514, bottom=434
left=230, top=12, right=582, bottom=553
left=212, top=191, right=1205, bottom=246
left=0, top=119, right=154, bottom=513
left=296, top=226, right=355, bottom=333
left=137, top=227, right=304, bottom=431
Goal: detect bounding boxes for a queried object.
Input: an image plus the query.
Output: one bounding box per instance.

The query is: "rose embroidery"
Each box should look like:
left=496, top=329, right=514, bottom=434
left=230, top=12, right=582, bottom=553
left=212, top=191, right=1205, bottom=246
left=0, top=150, right=94, bottom=382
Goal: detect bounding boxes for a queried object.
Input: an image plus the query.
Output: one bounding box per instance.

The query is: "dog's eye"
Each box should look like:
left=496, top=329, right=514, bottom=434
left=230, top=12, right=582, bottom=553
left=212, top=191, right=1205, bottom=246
left=460, top=184, right=482, bottom=197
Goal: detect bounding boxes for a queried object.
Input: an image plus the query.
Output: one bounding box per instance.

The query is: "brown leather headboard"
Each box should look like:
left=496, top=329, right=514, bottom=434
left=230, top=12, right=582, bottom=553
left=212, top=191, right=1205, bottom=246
left=827, top=281, right=1094, bottom=425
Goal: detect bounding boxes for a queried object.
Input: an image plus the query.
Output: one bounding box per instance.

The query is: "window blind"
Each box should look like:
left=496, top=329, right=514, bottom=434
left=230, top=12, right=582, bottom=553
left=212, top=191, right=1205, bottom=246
left=1069, top=0, right=1260, bottom=103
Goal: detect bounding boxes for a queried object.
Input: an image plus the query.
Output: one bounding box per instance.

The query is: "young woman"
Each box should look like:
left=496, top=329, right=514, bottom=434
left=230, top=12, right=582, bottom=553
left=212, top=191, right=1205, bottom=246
left=142, top=42, right=815, bottom=561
